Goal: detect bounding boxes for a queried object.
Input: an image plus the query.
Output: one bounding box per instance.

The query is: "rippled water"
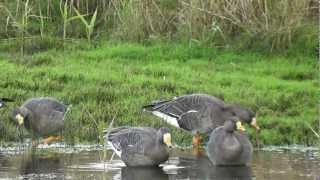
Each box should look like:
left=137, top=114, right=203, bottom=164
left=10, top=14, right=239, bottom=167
left=0, top=144, right=319, bottom=180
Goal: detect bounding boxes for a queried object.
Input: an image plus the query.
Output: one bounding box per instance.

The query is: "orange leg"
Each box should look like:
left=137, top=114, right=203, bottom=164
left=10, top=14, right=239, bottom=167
left=42, top=136, right=62, bottom=145
left=192, top=146, right=204, bottom=156
left=32, top=140, right=39, bottom=147
left=192, top=131, right=202, bottom=147
left=192, top=132, right=203, bottom=156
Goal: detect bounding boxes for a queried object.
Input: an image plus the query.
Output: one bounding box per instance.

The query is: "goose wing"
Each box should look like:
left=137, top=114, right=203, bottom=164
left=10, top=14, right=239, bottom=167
left=144, top=94, right=225, bottom=132
left=105, top=127, right=156, bottom=157
left=24, top=98, right=68, bottom=120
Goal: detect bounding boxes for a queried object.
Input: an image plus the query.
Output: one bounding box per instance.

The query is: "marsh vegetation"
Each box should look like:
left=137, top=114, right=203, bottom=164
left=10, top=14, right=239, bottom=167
left=0, top=0, right=318, bottom=146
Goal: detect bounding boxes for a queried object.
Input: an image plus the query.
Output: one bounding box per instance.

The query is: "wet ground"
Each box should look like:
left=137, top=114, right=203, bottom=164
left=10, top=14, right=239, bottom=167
left=0, top=144, right=319, bottom=180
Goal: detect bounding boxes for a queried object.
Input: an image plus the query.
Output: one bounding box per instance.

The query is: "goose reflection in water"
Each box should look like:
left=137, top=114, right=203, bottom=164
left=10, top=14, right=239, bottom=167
left=121, top=166, right=168, bottom=180
left=18, top=151, right=65, bottom=179
left=0, top=153, right=9, bottom=168
left=170, top=154, right=253, bottom=180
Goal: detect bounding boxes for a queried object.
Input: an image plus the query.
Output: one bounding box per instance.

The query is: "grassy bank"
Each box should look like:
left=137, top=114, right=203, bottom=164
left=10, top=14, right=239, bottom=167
left=0, top=42, right=318, bottom=146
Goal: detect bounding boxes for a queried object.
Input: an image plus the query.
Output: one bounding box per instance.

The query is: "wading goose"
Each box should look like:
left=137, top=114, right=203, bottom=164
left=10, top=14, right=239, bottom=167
left=206, top=118, right=252, bottom=166
left=143, top=94, right=259, bottom=147
left=104, top=126, right=172, bottom=166
left=12, top=97, right=69, bottom=145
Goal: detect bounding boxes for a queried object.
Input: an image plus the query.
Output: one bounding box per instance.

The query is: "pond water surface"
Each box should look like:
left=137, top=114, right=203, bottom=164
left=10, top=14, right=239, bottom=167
left=0, top=144, right=319, bottom=180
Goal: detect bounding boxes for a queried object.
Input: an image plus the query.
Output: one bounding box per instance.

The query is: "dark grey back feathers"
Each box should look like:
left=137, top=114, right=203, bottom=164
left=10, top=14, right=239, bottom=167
left=106, top=127, right=149, bottom=153
left=13, top=97, right=68, bottom=136
left=22, top=97, right=67, bottom=114
left=104, top=127, right=170, bottom=166
left=143, top=94, right=254, bottom=134
left=206, top=121, right=253, bottom=165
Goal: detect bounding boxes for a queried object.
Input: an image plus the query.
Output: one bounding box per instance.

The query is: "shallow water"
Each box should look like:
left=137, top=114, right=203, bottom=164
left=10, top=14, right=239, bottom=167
left=0, top=144, right=319, bottom=180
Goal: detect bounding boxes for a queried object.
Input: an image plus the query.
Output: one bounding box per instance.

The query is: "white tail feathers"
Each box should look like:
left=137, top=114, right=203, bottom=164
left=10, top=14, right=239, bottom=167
left=108, top=141, right=122, bottom=157
left=152, top=111, right=180, bottom=128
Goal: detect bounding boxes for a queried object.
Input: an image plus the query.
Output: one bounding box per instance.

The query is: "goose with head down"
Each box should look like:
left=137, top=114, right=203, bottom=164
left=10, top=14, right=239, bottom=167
left=104, top=126, right=172, bottom=167
left=143, top=94, right=259, bottom=147
left=12, top=97, right=69, bottom=146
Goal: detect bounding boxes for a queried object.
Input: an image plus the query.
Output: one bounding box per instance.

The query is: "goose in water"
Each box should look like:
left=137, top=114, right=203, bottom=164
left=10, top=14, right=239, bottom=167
left=206, top=118, right=253, bottom=166
left=104, top=126, right=172, bottom=166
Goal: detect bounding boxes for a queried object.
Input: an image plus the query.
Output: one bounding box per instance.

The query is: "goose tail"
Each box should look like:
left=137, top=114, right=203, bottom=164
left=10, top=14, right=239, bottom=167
left=142, top=99, right=171, bottom=111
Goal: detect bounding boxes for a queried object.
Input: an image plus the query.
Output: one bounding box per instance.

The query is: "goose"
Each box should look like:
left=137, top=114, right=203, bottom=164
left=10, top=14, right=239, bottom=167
left=12, top=97, right=69, bottom=145
left=143, top=94, right=259, bottom=147
left=206, top=118, right=253, bottom=165
left=104, top=126, right=172, bottom=166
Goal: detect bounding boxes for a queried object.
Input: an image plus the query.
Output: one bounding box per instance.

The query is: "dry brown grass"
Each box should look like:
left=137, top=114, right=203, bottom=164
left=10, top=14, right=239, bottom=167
left=0, top=0, right=317, bottom=51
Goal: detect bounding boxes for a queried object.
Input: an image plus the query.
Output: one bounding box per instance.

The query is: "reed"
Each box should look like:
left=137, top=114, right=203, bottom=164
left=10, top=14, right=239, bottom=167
left=1, top=0, right=32, bottom=56
left=0, top=0, right=316, bottom=53
left=59, top=0, right=83, bottom=48
left=74, top=7, right=97, bottom=44
left=37, top=0, right=44, bottom=39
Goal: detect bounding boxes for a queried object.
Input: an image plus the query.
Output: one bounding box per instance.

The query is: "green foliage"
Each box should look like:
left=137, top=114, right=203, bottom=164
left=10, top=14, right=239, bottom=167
left=0, top=42, right=317, bottom=146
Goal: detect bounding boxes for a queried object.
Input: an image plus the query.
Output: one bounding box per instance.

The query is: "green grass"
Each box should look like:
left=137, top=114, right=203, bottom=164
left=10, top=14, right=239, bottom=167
left=0, top=41, right=318, bottom=146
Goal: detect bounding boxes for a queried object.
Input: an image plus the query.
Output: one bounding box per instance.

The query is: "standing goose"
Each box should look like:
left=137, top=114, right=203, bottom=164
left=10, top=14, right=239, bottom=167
left=12, top=97, right=69, bottom=145
left=143, top=94, right=259, bottom=147
left=206, top=118, right=252, bottom=166
left=0, top=97, right=14, bottom=108
left=104, top=126, right=172, bottom=167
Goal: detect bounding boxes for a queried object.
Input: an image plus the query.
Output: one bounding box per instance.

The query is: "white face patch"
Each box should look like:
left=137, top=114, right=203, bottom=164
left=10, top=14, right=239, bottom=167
left=251, top=118, right=257, bottom=125
left=236, top=121, right=246, bottom=131
left=15, top=114, right=24, bottom=126
left=250, top=117, right=260, bottom=131
left=163, top=133, right=172, bottom=147
left=0, top=102, right=3, bottom=108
